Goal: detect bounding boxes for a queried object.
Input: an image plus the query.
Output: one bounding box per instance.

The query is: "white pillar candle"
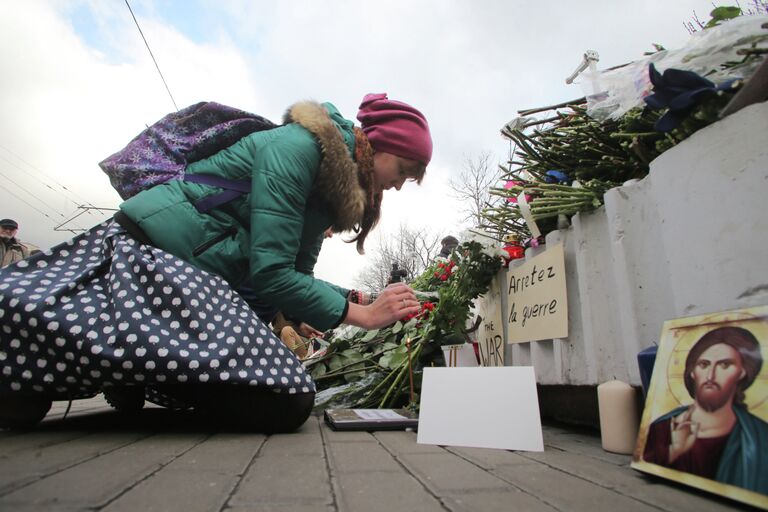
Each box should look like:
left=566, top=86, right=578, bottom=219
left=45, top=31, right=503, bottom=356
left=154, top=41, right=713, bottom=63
left=597, top=380, right=640, bottom=454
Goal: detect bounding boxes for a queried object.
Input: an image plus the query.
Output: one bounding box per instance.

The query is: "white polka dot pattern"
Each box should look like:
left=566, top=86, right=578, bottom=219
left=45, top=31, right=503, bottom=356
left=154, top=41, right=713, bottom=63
left=0, top=221, right=315, bottom=400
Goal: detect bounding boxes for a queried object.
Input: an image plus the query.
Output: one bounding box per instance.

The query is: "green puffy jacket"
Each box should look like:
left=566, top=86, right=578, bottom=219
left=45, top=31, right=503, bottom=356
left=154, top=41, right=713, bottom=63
left=119, top=101, right=367, bottom=330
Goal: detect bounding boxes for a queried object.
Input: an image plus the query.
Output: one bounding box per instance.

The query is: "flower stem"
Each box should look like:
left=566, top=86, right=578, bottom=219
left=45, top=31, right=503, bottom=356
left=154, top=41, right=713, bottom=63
left=314, top=365, right=378, bottom=381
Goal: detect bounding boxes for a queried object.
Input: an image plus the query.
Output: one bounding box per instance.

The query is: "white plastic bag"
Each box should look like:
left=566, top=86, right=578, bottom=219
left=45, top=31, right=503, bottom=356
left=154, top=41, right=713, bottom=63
left=584, top=15, right=768, bottom=121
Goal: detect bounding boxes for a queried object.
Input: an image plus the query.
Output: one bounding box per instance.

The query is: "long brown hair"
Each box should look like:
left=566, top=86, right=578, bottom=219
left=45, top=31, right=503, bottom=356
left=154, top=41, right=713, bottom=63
left=347, top=128, right=427, bottom=254
left=347, top=128, right=380, bottom=254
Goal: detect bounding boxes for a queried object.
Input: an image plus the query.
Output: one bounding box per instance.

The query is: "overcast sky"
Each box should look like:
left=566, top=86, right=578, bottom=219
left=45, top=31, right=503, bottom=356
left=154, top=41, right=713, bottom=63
left=1, top=0, right=722, bottom=288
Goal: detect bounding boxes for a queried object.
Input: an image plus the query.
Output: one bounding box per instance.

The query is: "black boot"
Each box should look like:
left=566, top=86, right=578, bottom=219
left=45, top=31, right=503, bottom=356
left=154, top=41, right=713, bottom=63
left=196, top=385, right=315, bottom=433
left=103, top=386, right=145, bottom=414
left=0, top=393, right=52, bottom=429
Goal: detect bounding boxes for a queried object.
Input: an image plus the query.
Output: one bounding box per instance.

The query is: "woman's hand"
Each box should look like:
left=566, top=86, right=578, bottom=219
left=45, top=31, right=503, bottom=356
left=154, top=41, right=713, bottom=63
left=344, top=282, right=420, bottom=329
left=297, top=322, right=324, bottom=339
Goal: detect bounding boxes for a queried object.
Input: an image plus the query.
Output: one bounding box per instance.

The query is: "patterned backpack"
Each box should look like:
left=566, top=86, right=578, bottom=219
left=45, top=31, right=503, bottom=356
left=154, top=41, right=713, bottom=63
left=99, top=101, right=277, bottom=212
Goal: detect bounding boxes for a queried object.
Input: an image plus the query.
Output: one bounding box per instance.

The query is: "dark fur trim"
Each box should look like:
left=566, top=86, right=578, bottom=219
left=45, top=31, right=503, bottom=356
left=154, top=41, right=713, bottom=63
left=283, top=101, right=365, bottom=232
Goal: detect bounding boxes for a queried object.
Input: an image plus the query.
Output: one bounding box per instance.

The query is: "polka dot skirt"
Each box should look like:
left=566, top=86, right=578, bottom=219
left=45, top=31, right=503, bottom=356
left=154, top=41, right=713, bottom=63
left=0, top=221, right=315, bottom=403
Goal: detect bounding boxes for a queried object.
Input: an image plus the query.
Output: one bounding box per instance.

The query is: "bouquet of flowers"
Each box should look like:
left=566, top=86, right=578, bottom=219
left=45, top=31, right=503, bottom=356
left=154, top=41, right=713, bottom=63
left=307, top=232, right=504, bottom=410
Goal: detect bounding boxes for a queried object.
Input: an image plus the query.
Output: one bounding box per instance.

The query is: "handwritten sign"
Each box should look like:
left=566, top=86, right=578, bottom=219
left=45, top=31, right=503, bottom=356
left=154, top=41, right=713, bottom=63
left=506, top=243, right=568, bottom=343
left=477, top=269, right=505, bottom=366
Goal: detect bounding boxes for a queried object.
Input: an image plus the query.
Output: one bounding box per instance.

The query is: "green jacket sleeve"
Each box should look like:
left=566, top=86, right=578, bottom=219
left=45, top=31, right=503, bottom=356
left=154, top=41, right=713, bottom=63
left=324, top=281, right=350, bottom=299
left=247, top=125, right=349, bottom=330
left=295, top=235, right=350, bottom=299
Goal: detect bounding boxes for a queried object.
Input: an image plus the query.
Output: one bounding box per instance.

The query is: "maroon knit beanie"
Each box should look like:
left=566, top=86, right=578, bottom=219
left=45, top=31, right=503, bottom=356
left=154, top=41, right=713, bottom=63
left=356, top=93, right=432, bottom=165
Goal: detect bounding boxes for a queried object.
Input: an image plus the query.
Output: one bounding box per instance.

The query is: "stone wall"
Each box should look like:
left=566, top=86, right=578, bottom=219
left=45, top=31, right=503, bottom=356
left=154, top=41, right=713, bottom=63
left=500, top=101, right=768, bottom=386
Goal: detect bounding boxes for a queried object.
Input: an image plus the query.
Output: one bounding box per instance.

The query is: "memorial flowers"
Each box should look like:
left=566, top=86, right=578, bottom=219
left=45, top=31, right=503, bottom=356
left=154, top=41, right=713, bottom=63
left=308, top=236, right=503, bottom=410
left=481, top=8, right=767, bottom=244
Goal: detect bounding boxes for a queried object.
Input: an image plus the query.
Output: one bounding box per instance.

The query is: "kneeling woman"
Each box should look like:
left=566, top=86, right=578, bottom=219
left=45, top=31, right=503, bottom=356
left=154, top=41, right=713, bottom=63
left=0, top=93, right=431, bottom=431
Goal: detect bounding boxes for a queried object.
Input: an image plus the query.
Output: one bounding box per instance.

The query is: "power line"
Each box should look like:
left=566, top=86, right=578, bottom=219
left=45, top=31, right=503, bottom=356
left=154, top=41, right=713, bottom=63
left=53, top=207, right=93, bottom=234
left=0, top=146, right=118, bottom=232
left=0, top=181, right=59, bottom=223
left=0, top=145, right=100, bottom=213
left=53, top=206, right=117, bottom=234
left=0, top=159, right=101, bottom=225
left=0, top=175, right=113, bottom=233
left=0, top=167, right=69, bottom=220
left=124, top=0, right=179, bottom=112
left=0, top=178, right=109, bottom=234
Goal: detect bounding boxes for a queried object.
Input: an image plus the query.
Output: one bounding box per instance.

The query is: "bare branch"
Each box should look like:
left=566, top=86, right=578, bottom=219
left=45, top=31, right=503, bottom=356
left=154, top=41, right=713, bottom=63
left=448, top=152, right=504, bottom=227
left=353, top=223, right=442, bottom=293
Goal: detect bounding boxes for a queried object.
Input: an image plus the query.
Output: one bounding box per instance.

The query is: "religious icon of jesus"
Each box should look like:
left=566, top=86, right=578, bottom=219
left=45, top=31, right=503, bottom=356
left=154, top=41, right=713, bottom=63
left=632, top=306, right=768, bottom=509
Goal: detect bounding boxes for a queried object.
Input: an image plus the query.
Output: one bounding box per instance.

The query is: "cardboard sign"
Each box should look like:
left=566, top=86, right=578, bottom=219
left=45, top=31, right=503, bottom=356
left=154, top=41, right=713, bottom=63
left=506, top=243, right=568, bottom=343
left=417, top=367, right=544, bottom=451
left=477, top=270, right=505, bottom=366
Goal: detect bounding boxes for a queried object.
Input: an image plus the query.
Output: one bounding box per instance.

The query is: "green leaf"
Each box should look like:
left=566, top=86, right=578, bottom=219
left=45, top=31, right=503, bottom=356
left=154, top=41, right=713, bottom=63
left=374, top=342, right=397, bottom=358
left=378, top=351, right=394, bottom=368
left=379, top=345, right=408, bottom=369
left=379, top=354, right=395, bottom=368
left=403, top=317, right=418, bottom=330
left=344, top=371, right=364, bottom=383
left=392, top=321, right=403, bottom=334
left=705, top=6, right=741, bottom=27
left=340, top=350, right=366, bottom=382
left=310, top=364, right=327, bottom=379
left=330, top=338, right=350, bottom=352
left=340, top=349, right=364, bottom=363
left=361, top=329, right=380, bottom=342
left=327, top=355, right=344, bottom=372
left=387, top=350, right=408, bottom=368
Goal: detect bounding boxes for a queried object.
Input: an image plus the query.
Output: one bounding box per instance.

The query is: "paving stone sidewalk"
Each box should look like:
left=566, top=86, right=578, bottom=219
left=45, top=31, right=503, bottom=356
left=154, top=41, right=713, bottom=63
left=0, top=397, right=752, bottom=511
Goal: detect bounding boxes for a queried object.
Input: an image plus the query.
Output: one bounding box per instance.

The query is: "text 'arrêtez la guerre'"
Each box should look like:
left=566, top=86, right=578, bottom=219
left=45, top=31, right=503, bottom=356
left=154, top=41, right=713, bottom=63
left=508, top=263, right=558, bottom=327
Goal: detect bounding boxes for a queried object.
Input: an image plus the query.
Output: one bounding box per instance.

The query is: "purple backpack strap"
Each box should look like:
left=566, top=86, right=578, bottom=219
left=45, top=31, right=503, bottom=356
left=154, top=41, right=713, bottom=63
left=183, top=173, right=251, bottom=213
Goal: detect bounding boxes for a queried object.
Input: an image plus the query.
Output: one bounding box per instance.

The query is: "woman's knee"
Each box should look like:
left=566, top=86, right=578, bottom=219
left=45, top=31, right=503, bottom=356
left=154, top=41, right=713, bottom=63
left=197, top=386, right=315, bottom=433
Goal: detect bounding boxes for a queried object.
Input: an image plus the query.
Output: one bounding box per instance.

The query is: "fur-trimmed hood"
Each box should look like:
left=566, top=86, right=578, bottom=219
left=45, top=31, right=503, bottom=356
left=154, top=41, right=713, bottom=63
left=283, top=101, right=366, bottom=232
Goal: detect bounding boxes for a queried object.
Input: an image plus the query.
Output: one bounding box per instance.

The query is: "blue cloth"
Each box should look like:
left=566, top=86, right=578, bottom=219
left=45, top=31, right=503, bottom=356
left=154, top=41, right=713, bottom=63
left=637, top=345, right=657, bottom=397
left=716, top=405, right=768, bottom=494
left=543, top=170, right=571, bottom=185
left=644, top=63, right=737, bottom=132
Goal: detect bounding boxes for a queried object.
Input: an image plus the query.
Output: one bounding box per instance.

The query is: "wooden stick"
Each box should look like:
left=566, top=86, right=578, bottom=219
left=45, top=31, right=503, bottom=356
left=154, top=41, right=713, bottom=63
left=406, top=337, right=414, bottom=404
